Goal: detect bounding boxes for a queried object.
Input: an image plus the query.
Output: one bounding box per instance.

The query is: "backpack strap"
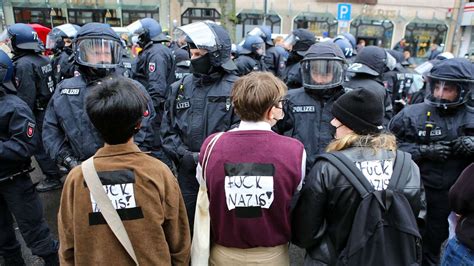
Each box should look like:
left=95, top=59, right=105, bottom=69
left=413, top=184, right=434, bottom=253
left=317, top=153, right=374, bottom=198
left=387, top=150, right=413, bottom=191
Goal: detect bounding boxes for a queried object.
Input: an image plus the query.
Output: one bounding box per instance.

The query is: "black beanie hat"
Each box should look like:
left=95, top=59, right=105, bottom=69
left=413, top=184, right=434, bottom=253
left=331, top=88, right=384, bottom=135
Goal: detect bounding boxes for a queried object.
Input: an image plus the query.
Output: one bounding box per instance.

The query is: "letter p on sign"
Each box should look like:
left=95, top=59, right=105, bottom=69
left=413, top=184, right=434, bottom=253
left=337, top=3, right=352, bottom=21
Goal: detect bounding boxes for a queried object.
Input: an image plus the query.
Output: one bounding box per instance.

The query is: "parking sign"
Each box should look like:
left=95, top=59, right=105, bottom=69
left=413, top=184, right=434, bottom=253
left=337, top=3, right=352, bottom=21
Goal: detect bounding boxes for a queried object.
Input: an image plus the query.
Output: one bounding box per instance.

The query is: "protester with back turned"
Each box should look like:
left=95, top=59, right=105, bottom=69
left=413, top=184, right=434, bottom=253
left=293, top=88, right=425, bottom=265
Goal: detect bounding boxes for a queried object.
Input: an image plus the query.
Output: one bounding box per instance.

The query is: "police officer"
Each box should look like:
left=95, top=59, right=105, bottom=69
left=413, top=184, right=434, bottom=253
left=0, top=49, right=59, bottom=266
left=389, top=58, right=474, bottom=266
left=274, top=42, right=347, bottom=171
left=333, top=35, right=355, bottom=61
left=344, top=46, right=395, bottom=125
left=170, top=29, right=191, bottom=81
left=281, top=29, right=316, bottom=89
left=0, top=23, right=63, bottom=192
left=247, top=26, right=287, bottom=77
left=46, top=23, right=80, bottom=85
left=234, top=35, right=267, bottom=76
left=383, top=50, right=424, bottom=114
left=127, top=18, right=175, bottom=165
left=43, top=23, right=155, bottom=173
left=161, top=21, right=240, bottom=228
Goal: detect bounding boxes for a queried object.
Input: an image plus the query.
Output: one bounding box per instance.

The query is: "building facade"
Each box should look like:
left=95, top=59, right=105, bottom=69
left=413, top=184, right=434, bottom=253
left=0, top=0, right=465, bottom=59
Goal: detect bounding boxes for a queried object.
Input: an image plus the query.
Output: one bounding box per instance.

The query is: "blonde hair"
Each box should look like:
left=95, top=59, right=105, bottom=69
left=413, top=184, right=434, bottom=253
left=232, top=72, right=287, bottom=121
left=326, top=132, right=397, bottom=153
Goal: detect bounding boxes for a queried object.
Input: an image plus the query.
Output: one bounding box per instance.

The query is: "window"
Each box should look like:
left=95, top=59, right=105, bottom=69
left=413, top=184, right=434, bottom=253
left=293, top=14, right=338, bottom=37
left=68, top=9, right=106, bottom=26
left=13, top=7, right=51, bottom=27
left=350, top=18, right=394, bottom=48
left=181, top=8, right=220, bottom=25
left=404, top=22, right=448, bottom=58
left=122, top=9, right=159, bottom=26
left=236, top=12, right=281, bottom=41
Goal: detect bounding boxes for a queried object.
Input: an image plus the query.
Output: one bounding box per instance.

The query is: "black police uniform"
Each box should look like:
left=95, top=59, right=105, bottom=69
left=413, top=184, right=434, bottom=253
left=275, top=87, right=344, bottom=171
left=12, top=52, right=62, bottom=180
left=282, top=57, right=303, bottom=89
left=133, top=42, right=176, bottom=165
left=43, top=73, right=155, bottom=168
left=133, top=42, right=176, bottom=111
left=51, top=48, right=77, bottom=86
left=234, top=54, right=266, bottom=76
left=0, top=91, right=58, bottom=263
left=264, top=45, right=287, bottom=78
left=161, top=71, right=240, bottom=226
left=389, top=103, right=474, bottom=265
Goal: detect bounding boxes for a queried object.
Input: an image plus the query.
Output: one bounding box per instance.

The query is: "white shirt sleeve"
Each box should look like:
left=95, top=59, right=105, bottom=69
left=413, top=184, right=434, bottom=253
left=297, top=149, right=307, bottom=191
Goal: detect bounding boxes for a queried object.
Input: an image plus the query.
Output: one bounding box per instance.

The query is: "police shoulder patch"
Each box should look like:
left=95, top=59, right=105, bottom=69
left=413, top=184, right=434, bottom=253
left=26, top=122, right=35, bottom=138
left=149, top=62, right=156, bottom=73
left=60, top=88, right=80, bottom=95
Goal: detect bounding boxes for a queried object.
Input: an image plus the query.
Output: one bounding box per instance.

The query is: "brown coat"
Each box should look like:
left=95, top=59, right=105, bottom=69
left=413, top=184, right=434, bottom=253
left=58, top=143, right=190, bottom=265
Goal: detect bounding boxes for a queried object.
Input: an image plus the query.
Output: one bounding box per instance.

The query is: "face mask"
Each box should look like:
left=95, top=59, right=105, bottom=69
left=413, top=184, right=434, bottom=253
left=190, top=53, right=212, bottom=75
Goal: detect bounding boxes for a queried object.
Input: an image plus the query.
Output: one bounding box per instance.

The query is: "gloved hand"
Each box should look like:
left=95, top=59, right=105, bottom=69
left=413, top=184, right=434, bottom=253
left=419, top=141, right=452, bottom=161
left=63, top=156, right=80, bottom=172
left=452, top=136, right=474, bottom=156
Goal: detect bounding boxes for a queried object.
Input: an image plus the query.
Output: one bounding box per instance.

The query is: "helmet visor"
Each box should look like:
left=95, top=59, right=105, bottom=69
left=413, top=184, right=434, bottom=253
left=75, top=38, right=123, bottom=69
left=253, top=42, right=266, bottom=56
left=283, top=34, right=299, bottom=50
left=0, top=29, right=10, bottom=42
left=177, top=22, right=218, bottom=52
left=45, top=33, right=57, bottom=49
left=126, top=20, right=144, bottom=35
left=248, top=27, right=266, bottom=39
left=301, top=58, right=345, bottom=90
left=426, top=76, right=472, bottom=108
left=385, top=50, right=397, bottom=71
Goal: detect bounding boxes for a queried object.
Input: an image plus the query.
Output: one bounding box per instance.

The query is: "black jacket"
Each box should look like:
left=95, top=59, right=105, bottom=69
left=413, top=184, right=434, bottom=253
left=12, top=52, right=54, bottom=111
left=389, top=103, right=474, bottom=190
left=292, top=147, right=426, bottom=265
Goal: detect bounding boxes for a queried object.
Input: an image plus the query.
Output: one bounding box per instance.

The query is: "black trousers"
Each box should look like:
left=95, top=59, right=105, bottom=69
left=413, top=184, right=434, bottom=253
left=422, top=187, right=450, bottom=266
left=34, top=110, right=61, bottom=178
left=0, top=174, right=57, bottom=258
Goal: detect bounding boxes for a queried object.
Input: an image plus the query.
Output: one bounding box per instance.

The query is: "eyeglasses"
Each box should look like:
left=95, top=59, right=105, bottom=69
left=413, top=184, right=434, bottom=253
left=274, top=99, right=287, bottom=109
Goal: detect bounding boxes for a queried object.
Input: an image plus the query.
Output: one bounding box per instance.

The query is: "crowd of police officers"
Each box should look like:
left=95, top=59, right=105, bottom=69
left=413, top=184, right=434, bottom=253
left=0, top=18, right=472, bottom=265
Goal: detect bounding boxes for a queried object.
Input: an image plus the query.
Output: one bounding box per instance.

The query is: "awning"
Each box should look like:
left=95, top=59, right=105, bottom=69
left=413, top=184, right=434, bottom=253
left=294, top=11, right=336, bottom=21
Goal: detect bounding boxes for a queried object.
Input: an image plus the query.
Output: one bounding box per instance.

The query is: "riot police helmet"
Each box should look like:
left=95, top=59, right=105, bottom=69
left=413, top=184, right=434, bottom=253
left=247, top=26, right=273, bottom=46
left=347, top=46, right=396, bottom=76
left=74, top=23, right=123, bottom=69
left=239, top=35, right=265, bottom=57
left=0, top=23, right=43, bottom=52
left=283, top=29, right=316, bottom=56
left=0, top=49, right=16, bottom=93
left=425, top=58, right=473, bottom=109
left=46, top=24, right=80, bottom=51
left=127, top=18, right=168, bottom=48
left=333, top=36, right=354, bottom=59
left=175, top=21, right=236, bottom=71
left=301, top=42, right=347, bottom=90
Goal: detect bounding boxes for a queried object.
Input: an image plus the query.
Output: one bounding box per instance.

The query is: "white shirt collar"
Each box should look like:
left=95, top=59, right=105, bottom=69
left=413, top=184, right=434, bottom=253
left=234, top=120, right=272, bottom=131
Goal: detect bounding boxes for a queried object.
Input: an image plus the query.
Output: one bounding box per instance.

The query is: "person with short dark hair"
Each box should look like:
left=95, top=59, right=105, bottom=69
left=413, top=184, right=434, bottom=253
left=198, top=72, right=305, bottom=264
left=58, top=76, right=191, bottom=265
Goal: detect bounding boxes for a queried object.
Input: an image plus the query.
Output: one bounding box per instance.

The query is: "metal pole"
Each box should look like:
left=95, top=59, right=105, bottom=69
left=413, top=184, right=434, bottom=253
left=263, top=0, right=267, bottom=25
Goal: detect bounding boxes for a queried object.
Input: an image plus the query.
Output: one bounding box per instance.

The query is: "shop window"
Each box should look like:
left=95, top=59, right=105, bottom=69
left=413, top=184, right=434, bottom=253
left=122, top=10, right=159, bottom=26
left=181, top=8, right=220, bottom=25
left=404, top=22, right=448, bottom=59
left=293, top=14, right=338, bottom=38
left=68, top=9, right=106, bottom=26
left=13, top=7, right=51, bottom=27
left=350, top=18, right=393, bottom=48
left=236, top=12, right=281, bottom=40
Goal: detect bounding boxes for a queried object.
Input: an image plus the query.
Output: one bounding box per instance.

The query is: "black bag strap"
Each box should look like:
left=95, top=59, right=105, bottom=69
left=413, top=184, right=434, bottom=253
left=387, top=150, right=412, bottom=191
left=317, top=150, right=412, bottom=210
left=317, top=152, right=374, bottom=198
